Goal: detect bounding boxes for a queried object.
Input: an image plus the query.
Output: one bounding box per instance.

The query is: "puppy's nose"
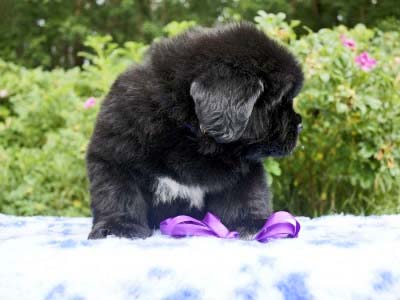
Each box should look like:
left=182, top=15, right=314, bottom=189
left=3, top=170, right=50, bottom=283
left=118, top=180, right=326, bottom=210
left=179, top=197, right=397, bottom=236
left=297, top=123, right=303, bottom=133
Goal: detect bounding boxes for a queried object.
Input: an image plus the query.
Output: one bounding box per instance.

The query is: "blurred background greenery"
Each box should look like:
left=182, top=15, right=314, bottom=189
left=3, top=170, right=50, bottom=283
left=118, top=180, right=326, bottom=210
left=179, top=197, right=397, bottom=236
left=0, top=0, right=399, bottom=217
left=1, top=0, right=400, bottom=69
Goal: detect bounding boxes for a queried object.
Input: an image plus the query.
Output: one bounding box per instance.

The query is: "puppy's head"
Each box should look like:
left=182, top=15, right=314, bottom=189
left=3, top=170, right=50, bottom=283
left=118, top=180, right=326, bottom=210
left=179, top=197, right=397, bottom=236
left=152, top=22, right=304, bottom=159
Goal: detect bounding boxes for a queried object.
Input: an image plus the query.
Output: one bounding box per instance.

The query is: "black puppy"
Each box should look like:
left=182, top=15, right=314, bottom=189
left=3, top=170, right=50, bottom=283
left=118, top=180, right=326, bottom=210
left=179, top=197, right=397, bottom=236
left=86, top=22, right=303, bottom=239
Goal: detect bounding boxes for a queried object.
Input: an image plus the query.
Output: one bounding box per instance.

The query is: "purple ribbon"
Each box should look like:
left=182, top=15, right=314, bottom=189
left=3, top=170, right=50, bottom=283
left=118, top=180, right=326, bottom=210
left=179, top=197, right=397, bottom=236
left=160, top=211, right=300, bottom=243
left=254, top=211, right=300, bottom=242
left=160, top=212, right=239, bottom=239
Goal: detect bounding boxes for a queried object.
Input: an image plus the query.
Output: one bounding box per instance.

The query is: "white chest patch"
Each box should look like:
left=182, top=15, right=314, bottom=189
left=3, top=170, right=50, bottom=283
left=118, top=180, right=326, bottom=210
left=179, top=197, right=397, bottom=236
left=154, top=177, right=205, bottom=209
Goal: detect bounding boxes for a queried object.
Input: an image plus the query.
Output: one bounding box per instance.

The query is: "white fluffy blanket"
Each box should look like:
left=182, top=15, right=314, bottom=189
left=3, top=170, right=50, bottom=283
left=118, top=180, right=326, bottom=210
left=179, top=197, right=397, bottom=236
left=1, top=214, right=399, bottom=300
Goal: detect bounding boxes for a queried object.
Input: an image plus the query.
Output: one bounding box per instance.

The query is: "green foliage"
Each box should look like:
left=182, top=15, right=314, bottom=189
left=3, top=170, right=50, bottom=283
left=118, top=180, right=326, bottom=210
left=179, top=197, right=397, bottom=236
left=78, top=35, right=148, bottom=94
left=255, top=11, right=300, bottom=43
left=0, top=0, right=221, bottom=69
left=1, top=0, right=399, bottom=69
left=0, top=17, right=399, bottom=216
left=261, top=14, right=400, bottom=216
left=0, top=62, right=95, bottom=215
left=163, top=21, right=197, bottom=37
left=0, top=36, right=146, bottom=216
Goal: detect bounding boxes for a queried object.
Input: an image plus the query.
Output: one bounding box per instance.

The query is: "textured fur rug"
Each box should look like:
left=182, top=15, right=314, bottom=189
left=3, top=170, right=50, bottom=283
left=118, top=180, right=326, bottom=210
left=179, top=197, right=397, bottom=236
left=1, top=213, right=399, bottom=300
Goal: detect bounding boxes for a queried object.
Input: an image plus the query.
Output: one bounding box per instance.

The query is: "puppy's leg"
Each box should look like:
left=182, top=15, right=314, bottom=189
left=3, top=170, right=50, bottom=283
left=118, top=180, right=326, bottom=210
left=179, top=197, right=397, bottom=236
left=87, top=156, right=152, bottom=239
left=206, top=162, right=272, bottom=239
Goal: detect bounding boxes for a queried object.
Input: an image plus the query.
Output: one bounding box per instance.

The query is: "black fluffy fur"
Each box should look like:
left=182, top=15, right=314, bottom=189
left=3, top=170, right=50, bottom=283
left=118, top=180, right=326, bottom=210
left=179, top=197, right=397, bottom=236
left=86, top=22, right=304, bottom=239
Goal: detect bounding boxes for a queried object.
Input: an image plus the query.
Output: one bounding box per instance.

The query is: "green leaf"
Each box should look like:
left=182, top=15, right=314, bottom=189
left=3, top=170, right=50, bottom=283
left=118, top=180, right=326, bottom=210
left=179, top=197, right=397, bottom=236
left=264, top=159, right=282, bottom=176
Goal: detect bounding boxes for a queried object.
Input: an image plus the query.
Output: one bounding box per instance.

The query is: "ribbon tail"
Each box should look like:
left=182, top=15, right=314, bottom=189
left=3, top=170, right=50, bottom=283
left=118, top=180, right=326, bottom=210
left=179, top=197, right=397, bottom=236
left=255, top=211, right=301, bottom=243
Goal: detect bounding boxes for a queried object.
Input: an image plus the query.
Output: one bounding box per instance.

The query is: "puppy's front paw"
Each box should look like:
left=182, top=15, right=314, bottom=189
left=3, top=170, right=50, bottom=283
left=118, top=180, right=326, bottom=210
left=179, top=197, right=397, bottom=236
left=235, top=219, right=267, bottom=240
left=236, top=226, right=260, bottom=240
left=88, top=220, right=152, bottom=240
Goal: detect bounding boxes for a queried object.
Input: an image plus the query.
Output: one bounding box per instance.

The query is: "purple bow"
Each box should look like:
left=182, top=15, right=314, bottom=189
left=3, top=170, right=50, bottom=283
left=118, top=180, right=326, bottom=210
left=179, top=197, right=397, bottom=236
left=160, top=213, right=239, bottom=239
left=160, top=211, right=300, bottom=243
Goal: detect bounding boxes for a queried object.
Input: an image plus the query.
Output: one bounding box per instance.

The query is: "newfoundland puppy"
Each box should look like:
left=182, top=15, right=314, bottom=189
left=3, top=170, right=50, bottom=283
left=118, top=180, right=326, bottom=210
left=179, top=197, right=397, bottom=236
left=86, top=22, right=304, bottom=239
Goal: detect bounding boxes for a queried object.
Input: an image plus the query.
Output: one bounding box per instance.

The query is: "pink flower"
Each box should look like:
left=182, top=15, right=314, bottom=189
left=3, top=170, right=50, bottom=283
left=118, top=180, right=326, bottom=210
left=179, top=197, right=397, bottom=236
left=355, top=52, right=377, bottom=71
left=84, top=97, right=96, bottom=109
left=395, top=57, right=400, bottom=64
left=340, top=35, right=356, bottom=50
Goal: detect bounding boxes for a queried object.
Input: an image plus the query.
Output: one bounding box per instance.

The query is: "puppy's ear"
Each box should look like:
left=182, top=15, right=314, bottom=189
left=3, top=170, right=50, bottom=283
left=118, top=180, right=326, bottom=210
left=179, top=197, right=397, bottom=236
left=190, top=66, right=263, bottom=143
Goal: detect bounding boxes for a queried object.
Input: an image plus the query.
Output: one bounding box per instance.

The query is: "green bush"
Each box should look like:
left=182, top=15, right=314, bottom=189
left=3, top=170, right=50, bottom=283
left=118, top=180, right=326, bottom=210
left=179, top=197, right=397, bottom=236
left=0, top=39, right=147, bottom=216
left=256, top=13, right=400, bottom=215
left=0, top=15, right=399, bottom=216
left=0, top=62, right=92, bottom=215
